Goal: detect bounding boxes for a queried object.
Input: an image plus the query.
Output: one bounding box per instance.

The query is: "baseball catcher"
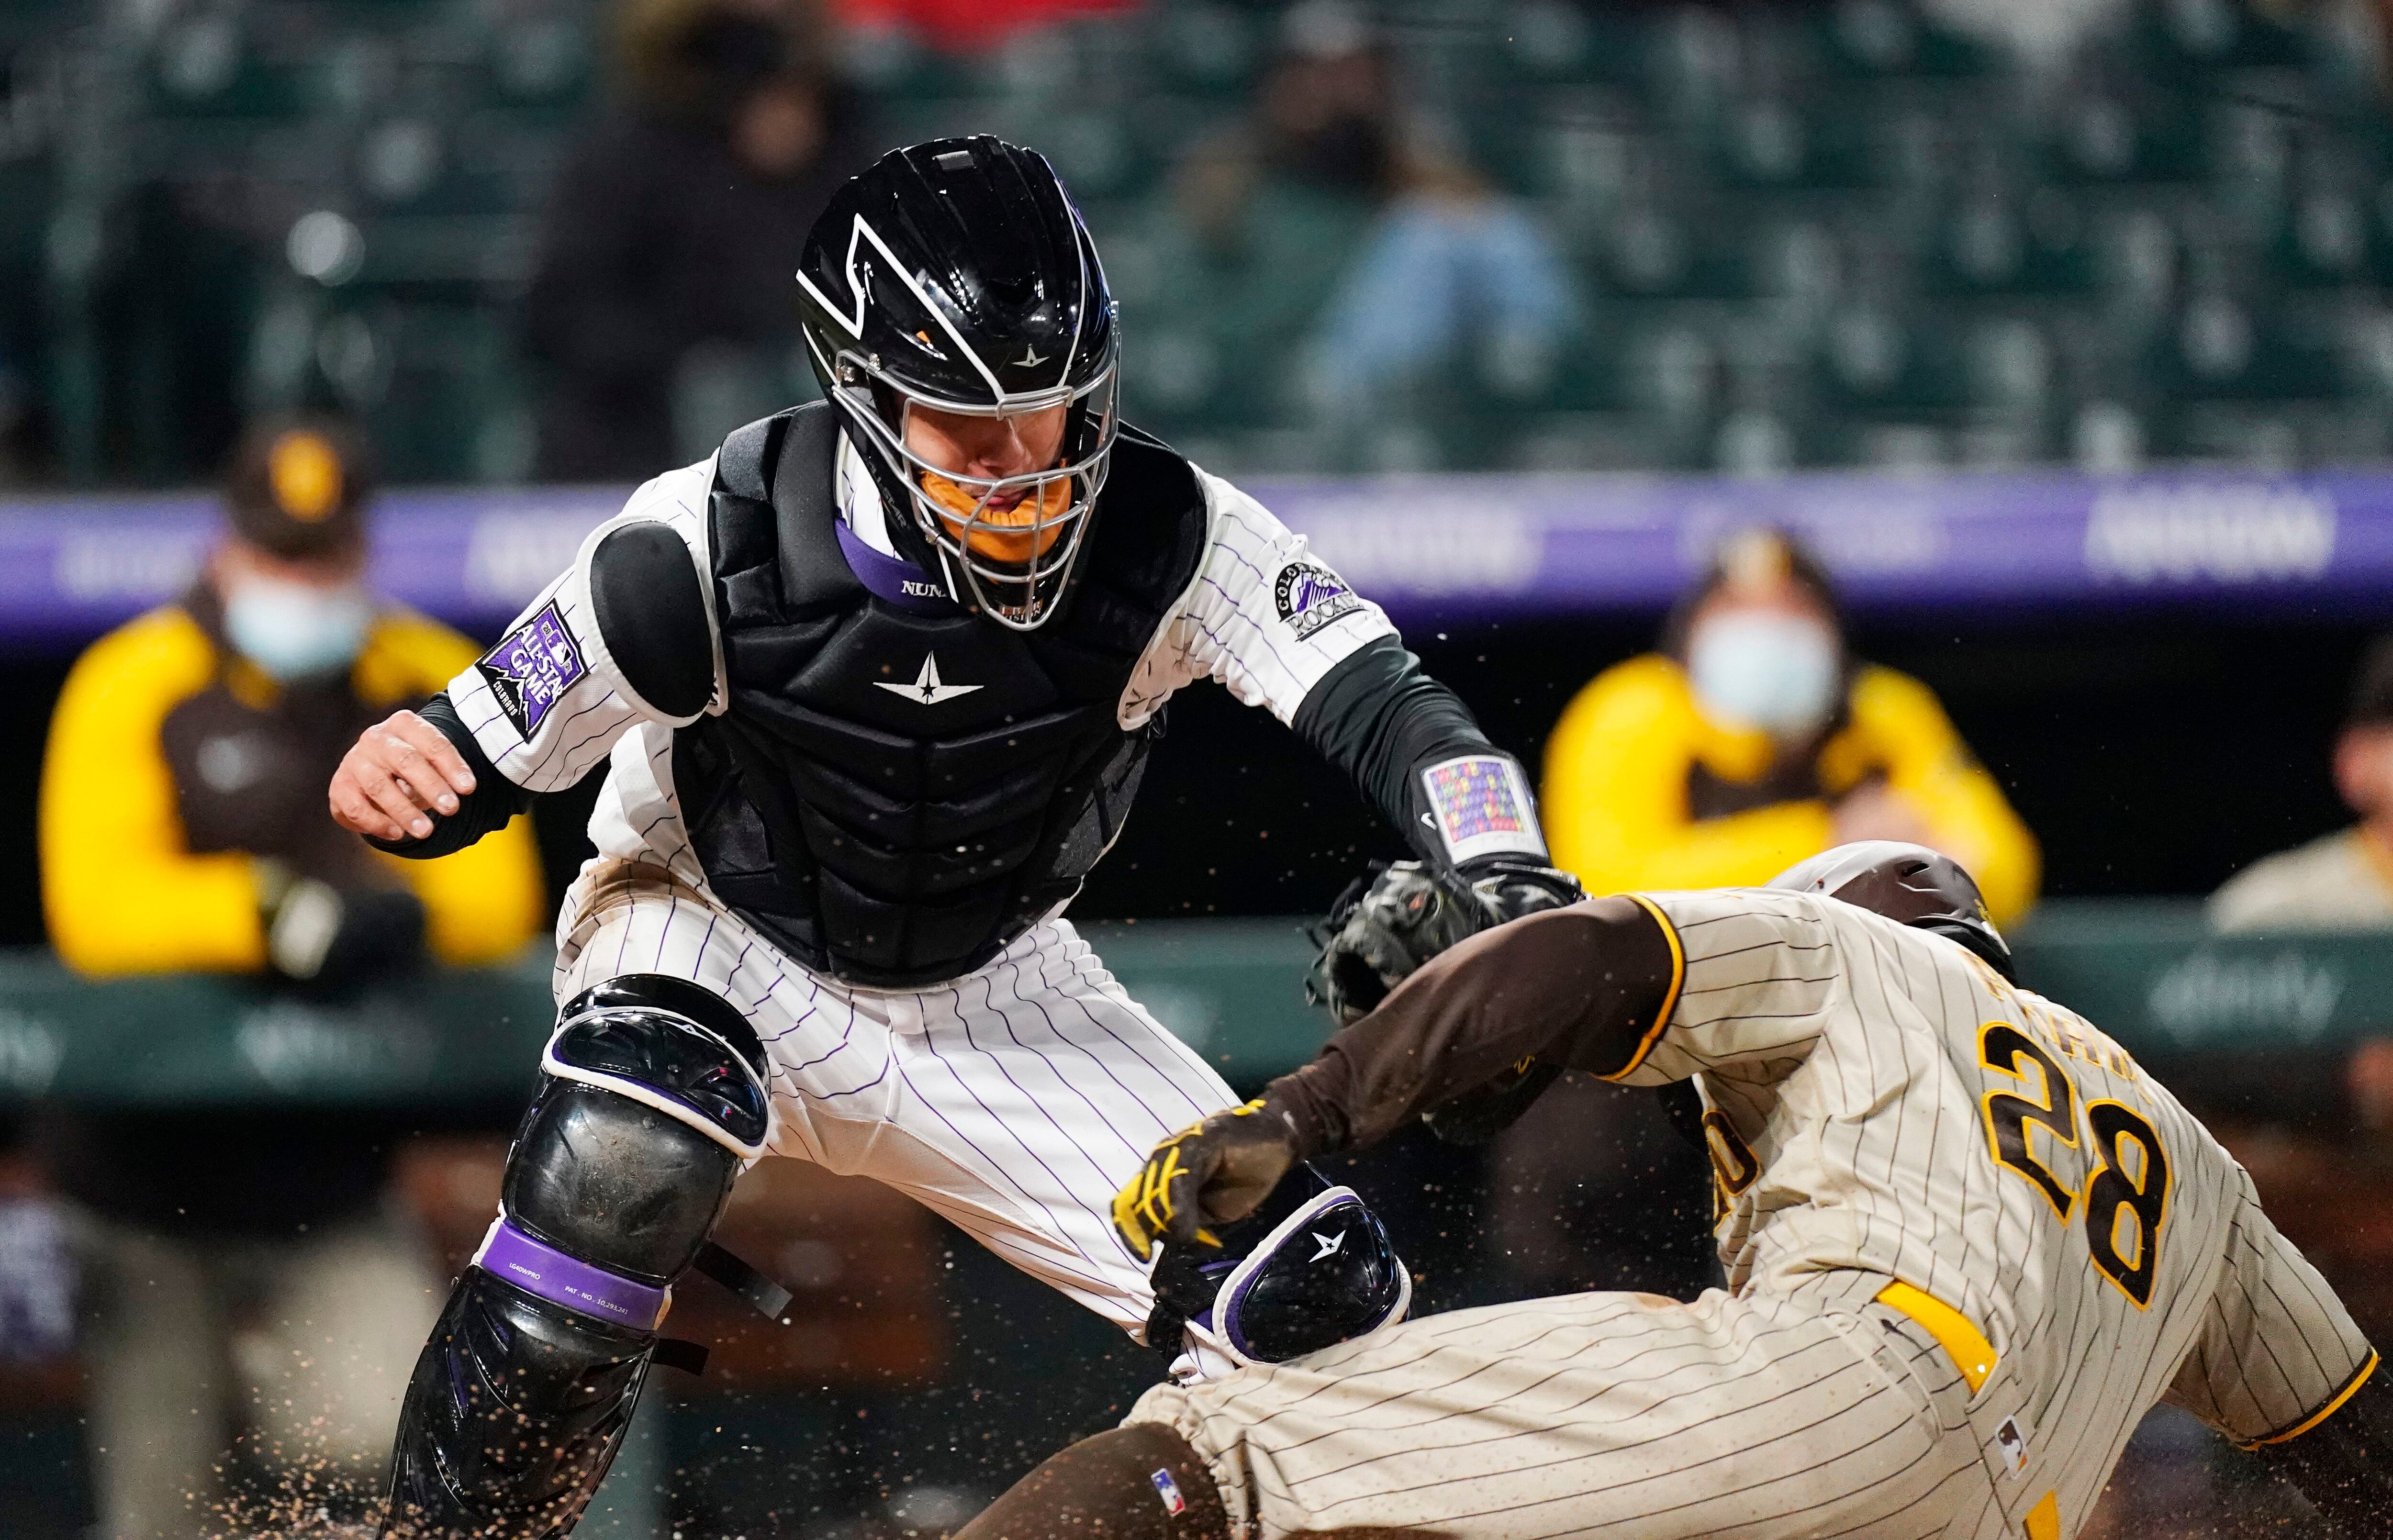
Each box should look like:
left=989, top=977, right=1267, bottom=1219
left=327, top=136, right=1573, bottom=1537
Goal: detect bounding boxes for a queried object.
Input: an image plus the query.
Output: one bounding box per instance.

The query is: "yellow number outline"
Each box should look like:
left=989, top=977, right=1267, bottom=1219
left=1979, top=1022, right=2082, bottom=1223
left=2082, top=1098, right=2172, bottom=1310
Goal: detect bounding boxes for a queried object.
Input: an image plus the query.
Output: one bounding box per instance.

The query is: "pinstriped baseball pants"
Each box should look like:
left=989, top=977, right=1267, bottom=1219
left=553, top=859, right=1236, bottom=1337
left=1129, top=1272, right=2017, bottom=1540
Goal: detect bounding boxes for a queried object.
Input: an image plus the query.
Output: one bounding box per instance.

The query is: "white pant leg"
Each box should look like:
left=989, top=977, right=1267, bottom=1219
left=552, top=863, right=1239, bottom=1337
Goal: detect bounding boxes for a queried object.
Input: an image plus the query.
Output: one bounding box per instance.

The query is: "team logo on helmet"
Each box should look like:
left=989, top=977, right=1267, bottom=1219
left=1274, top=560, right=1362, bottom=640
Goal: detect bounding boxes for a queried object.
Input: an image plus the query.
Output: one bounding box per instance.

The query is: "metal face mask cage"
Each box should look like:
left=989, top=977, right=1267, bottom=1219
left=816, top=338, right=1120, bottom=632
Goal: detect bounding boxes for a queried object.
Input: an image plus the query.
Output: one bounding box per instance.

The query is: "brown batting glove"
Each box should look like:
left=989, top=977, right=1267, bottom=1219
left=1113, top=1100, right=1299, bottom=1261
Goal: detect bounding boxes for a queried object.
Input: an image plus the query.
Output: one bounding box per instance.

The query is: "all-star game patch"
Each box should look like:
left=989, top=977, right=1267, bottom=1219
left=1421, top=753, right=1547, bottom=864
left=1274, top=559, right=1363, bottom=640
left=476, top=599, right=587, bottom=738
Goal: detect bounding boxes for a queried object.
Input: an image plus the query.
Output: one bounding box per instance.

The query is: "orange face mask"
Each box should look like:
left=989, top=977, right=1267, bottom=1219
left=919, top=472, right=1073, bottom=566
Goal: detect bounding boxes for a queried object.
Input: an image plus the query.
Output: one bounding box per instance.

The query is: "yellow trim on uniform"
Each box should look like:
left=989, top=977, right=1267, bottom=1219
left=1598, top=893, right=1685, bottom=1082
left=2241, top=1350, right=2379, bottom=1450
left=2023, top=1491, right=2060, bottom=1540
left=1875, top=1281, right=1997, bottom=1394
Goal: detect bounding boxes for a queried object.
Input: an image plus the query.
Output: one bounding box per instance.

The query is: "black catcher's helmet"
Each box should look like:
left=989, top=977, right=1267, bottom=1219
left=1768, top=840, right=2016, bottom=982
left=795, top=136, right=1119, bottom=630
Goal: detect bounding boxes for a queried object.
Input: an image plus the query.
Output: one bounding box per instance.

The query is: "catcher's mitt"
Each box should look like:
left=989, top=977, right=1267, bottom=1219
left=1306, top=857, right=1583, bottom=1146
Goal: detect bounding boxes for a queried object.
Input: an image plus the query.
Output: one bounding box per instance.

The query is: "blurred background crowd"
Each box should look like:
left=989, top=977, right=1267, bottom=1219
left=3, top=0, right=2393, bottom=1537
left=5, top=0, right=2393, bottom=485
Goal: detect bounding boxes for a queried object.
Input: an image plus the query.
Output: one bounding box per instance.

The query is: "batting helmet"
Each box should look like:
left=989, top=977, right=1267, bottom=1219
left=1767, top=840, right=2015, bottom=982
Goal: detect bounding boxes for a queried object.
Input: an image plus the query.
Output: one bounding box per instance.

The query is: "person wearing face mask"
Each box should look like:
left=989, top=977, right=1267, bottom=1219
left=34, top=417, right=542, bottom=1540
left=1541, top=528, right=2038, bottom=927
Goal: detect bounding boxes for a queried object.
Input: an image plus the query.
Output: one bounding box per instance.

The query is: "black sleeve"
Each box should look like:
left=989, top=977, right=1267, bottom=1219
left=365, top=692, right=535, bottom=860
left=2255, top=1358, right=2393, bottom=1535
left=590, top=521, right=714, bottom=718
left=1264, top=897, right=1678, bottom=1156
left=1289, top=635, right=1514, bottom=869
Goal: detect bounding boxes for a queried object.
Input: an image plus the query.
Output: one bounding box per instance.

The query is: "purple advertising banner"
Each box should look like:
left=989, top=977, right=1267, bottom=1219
left=0, top=467, right=2381, bottom=643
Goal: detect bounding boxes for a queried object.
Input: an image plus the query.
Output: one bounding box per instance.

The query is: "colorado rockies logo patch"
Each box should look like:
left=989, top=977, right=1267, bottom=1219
left=475, top=599, right=586, bottom=738
left=1273, top=560, right=1362, bottom=640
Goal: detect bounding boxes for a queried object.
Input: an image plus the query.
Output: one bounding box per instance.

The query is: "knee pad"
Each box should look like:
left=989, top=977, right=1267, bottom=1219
left=482, top=974, right=772, bottom=1320
left=1147, top=1166, right=1410, bottom=1371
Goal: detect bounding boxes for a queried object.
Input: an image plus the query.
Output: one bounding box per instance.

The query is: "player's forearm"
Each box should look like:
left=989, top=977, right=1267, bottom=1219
left=1268, top=897, right=1676, bottom=1155
left=367, top=692, right=535, bottom=859
left=1291, top=637, right=1544, bottom=870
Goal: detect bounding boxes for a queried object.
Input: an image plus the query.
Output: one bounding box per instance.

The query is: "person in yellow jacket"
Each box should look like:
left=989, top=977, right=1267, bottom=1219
left=1542, top=528, right=2038, bottom=926
left=35, top=418, right=543, bottom=1540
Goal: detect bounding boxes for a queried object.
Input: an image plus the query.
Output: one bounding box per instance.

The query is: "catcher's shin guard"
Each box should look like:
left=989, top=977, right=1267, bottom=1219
left=1146, top=1167, right=1409, bottom=1375
left=380, top=976, right=772, bottom=1539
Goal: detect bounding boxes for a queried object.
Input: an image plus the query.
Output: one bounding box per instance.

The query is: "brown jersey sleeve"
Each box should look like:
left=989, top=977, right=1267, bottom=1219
left=1266, top=896, right=1680, bottom=1157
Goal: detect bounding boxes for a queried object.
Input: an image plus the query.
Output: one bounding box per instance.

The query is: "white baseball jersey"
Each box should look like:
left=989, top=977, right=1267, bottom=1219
left=1131, top=890, right=2373, bottom=1539
left=444, top=440, right=1398, bottom=889
left=440, top=439, right=1400, bottom=1339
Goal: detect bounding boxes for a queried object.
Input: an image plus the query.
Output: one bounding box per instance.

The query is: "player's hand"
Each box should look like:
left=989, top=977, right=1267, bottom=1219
left=1113, top=1100, right=1298, bottom=1261
left=329, top=710, right=476, bottom=841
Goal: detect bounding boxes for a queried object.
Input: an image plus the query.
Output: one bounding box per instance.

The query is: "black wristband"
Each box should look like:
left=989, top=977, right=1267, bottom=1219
left=365, top=692, right=534, bottom=859
left=1292, top=637, right=1498, bottom=868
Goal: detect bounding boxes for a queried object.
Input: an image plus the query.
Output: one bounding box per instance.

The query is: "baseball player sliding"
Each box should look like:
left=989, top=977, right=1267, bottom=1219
left=326, top=136, right=1575, bottom=1538
left=949, top=843, right=2391, bottom=1540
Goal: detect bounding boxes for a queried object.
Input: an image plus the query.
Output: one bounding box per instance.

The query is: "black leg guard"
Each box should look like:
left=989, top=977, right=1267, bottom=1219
left=383, top=1271, right=657, bottom=1539
left=380, top=976, right=769, bottom=1539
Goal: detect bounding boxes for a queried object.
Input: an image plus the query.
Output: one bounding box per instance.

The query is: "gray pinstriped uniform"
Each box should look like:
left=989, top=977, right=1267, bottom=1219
left=1130, top=889, right=2373, bottom=1538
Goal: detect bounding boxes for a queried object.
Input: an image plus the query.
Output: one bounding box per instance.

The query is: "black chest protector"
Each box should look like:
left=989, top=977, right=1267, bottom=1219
left=672, top=403, right=1208, bottom=988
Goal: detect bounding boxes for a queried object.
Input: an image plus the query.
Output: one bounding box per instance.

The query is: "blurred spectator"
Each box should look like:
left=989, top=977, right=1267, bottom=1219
left=1144, top=1, right=1576, bottom=461
left=1282, top=4, right=1577, bottom=434
left=35, top=419, right=542, bottom=1538
left=522, top=0, right=871, bottom=479
left=1542, top=528, right=2039, bottom=923
left=2210, top=633, right=2393, bottom=932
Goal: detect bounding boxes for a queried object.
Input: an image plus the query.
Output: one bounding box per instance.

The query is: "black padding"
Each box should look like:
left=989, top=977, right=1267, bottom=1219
left=1290, top=636, right=1497, bottom=869
left=366, top=692, right=532, bottom=859
left=590, top=522, right=715, bottom=718
left=503, top=1082, right=740, bottom=1285
left=382, top=1269, right=651, bottom=1539
left=560, top=973, right=768, bottom=1078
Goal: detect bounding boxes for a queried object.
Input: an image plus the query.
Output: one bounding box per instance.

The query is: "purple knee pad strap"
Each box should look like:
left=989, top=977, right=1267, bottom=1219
left=473, top=1217, right=669, bottom=1332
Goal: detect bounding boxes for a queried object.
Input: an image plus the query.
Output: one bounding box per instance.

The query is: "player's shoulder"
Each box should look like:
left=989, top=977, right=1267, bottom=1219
left=1078, top=420, right=1209, bottom=597
left=1638, top=882, right=1852, bottom=941
left=1845, top=662, right=1954, bottom=731
left=2209, top=829, right=2386, bottom=933
left=65, top=604, right=216, bottom=702
left=1552, top=654, right=1700, bottom=752
left=1583, top=653, right=1695, bottom=714
left=616, top=455, right=717, bottom=533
